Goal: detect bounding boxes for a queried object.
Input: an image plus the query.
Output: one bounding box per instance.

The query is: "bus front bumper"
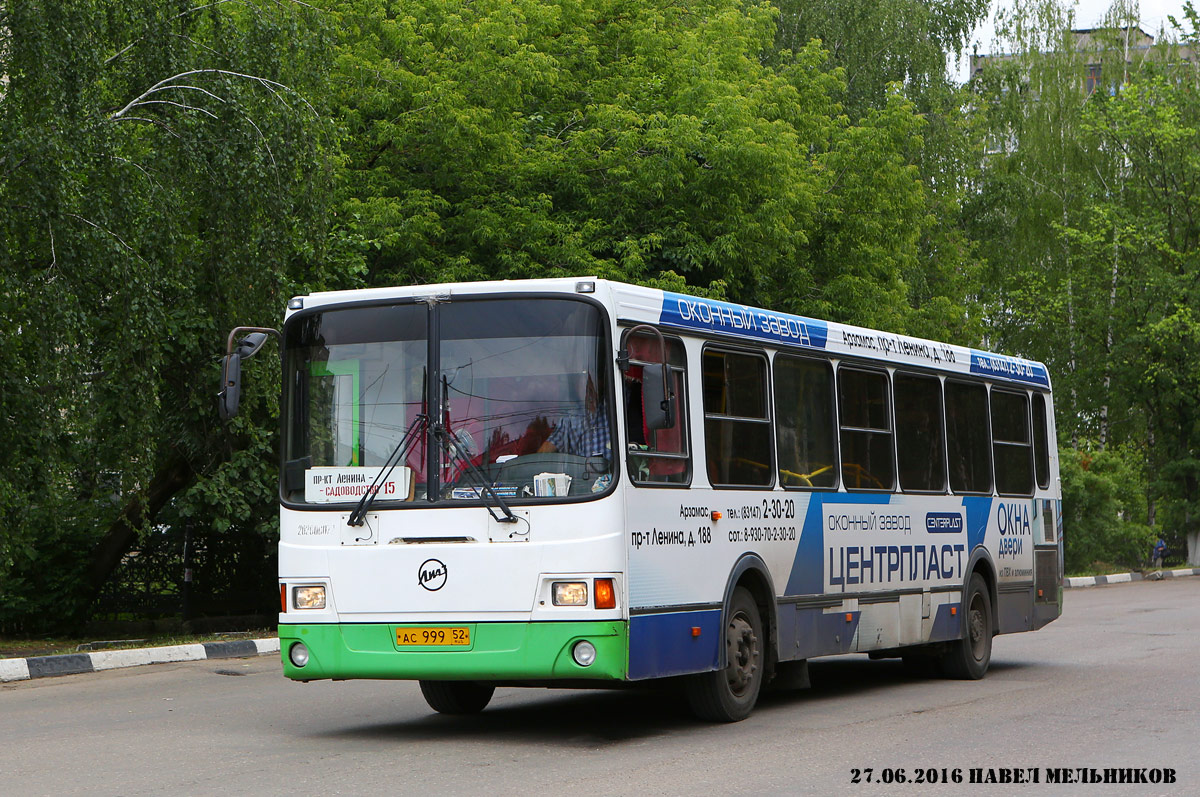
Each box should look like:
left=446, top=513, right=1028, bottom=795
left=280, top=621, right=627, bottom=681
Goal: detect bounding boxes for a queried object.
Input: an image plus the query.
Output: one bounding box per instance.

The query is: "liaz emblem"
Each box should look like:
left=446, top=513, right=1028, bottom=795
left=418, top=558, right=448, bottom=591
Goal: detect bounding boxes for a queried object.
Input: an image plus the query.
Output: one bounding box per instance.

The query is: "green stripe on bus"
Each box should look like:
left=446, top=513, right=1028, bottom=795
left=280, top=621, right=628, bottom=681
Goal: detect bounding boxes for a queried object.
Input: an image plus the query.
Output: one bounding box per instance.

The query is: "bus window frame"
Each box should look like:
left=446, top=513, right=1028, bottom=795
left=700, top=343, right=776, bottom=491
left=836, top=364, right=896, bottom=493
left=990, top=386, right=1035, bottom=498
left=1032, top=392, right=1051, bottom=490
left=944, top=377, right=995, bottom=496
left=772, top=352, right=840, bottom=492
left=892, top=369, right=948, bottom=495
left=619, top=327, right=692, bottom=489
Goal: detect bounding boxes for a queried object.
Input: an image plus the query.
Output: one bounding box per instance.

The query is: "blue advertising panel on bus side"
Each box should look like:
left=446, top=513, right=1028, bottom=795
left=657, top=291, right=830, bottom=351
left=969, top=350, right=1050, bottom=388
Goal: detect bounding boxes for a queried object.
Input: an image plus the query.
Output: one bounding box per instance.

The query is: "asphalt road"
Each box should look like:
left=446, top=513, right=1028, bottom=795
left=2, top=580, right=1197, bottom=796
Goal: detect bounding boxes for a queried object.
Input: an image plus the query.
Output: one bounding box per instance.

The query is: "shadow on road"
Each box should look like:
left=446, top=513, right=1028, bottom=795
left=310, top=686, right=694, bottom=746
left=305, top=655, right=1041, bottom=745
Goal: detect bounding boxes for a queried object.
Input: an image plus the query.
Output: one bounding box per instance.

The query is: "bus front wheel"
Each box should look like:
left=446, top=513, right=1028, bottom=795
left=940, top=572, right=993, bottom=679
left=685, top=586, right=764, bottom=722
left=418, top=680, right=495, bottom=714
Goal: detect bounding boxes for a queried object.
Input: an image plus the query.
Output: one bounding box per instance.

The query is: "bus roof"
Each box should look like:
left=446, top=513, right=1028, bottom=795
left=290, top=277, right=1050, bottom=390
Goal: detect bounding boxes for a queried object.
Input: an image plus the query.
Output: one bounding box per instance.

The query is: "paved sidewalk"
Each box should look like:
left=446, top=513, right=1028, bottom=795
left=0, top=638, right=279, bottom=683
left=1064, top=567, right=1200, bottom=588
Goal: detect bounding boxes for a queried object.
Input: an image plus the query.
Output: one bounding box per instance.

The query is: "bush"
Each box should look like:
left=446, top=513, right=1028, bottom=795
left=1060, top=443, right=1154, bottom=574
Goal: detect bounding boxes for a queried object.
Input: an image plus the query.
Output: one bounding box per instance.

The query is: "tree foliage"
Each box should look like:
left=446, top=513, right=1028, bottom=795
left=324, top=0, right=972, bottom=333
left=0, top=0, right=341, bottom=630
left=1059, top=443, right=1152, bottom=572
left=969, top=0, right=1200, bottom=565
left=14, top=0, right=1200, bottom=631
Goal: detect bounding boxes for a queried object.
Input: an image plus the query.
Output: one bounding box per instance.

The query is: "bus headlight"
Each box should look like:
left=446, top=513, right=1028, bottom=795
left=552, top=581, right=588, bottom=606
left=572, top=640, right=597, bottom=667
left=292, top=585, right=326, bottom=610
left=289, top=642, right=310, bottom=668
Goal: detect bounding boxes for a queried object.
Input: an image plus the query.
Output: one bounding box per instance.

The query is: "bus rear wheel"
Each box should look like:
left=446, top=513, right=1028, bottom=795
left=685, top=587, right=764, bottom=722
left=418, top=680, right=495, bottom=714
left=940, top=573, right=993, bottom=679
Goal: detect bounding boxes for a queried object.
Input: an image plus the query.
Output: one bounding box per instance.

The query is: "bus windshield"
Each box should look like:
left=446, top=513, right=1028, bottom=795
left=283, top=297, right=614, bottom=506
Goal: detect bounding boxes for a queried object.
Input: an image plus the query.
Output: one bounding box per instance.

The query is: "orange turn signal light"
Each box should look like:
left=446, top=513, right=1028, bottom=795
left=711, top=511, right=723, bottom=521
left=845, top=613, right=853, bottom=623
left=691, top=626, right=702, bottom=637
left=594, top=578, right=616, bottom=610
left=951, top=606, right=958, bottom=616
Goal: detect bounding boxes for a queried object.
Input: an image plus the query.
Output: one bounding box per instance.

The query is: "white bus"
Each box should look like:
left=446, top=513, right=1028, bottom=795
left=221, top=278, right=1063, bottom=721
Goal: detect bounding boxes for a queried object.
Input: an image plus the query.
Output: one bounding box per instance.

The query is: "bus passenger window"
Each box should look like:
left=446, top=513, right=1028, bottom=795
left=774, top=355, right=837, bottom=489
left=703, top=349, right=773, bottom=487
left=945, top=381, right=992, bottom=494
left=1033, top=393, right=1050, bottom=489
left=623, top=332, right=689, bottom=485
left=992, top=390, right=1033, bottom=496
left=894, top=373, right=946, bottom=492
left=837, top=367, right=894, bottom=490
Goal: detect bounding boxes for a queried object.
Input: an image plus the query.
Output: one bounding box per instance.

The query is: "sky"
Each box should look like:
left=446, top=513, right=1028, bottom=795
left=951, top=0, right=1194, bottom=81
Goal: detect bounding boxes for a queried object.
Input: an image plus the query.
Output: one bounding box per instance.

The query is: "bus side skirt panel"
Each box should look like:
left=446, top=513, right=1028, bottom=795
left=627, top=610, right=721, bottom=680
left=793, top=607, right=860, bottom=659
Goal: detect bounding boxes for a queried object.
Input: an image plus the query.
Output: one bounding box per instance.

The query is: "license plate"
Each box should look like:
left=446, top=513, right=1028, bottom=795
left=396, top=627, right=470, bottom=646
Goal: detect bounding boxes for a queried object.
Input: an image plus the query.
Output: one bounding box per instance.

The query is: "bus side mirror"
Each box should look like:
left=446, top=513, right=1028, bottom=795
left=642, top=363, right=676, bottom=431
left=218, top=353, right=242, bottom=420
left=218, top=327, right=280, bottom=421
left=235, top=332, right=269, bottom=359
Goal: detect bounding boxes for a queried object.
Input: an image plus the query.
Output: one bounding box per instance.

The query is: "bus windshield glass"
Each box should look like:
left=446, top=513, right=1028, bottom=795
left=283, top=297, right=614, bottom=506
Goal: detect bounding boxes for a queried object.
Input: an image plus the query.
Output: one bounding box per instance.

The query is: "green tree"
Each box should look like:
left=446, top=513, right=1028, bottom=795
left=1078, top=69, right=1200, bottom=565
left=965, top=1, right=1098, bottom=439
left=772, top=0, right=988, bottom=118
left=968, top=1, right=1200, bottom=566
left=1059, top=443, right=1152, bottom=572
left=770, top=0, right=990, bottom=343
left=326, top=0, right=949, bottom=332
left=0, top=0, right=341, bottom=630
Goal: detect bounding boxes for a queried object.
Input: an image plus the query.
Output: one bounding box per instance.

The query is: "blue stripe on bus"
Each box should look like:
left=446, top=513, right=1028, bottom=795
left=786, top=492, right=892, bottom=596
left=627, top=610, right=722, bottom=681
left=969, top=350, right=1049, bottom=387
left=962, top=496, right=992, bottom=551
left=657, top=292, right=829, bottom=351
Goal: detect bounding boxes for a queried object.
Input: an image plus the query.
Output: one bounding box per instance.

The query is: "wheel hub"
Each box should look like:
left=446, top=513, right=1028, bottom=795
left=725, top=613, right=760, bottom=696
left=968, top=594, right=986, bottom=660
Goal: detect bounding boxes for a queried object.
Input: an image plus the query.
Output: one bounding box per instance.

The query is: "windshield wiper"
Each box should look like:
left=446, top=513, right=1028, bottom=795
left=347, top=413, right=427, bottom=527
left=436, top=422, right=518, bottom=524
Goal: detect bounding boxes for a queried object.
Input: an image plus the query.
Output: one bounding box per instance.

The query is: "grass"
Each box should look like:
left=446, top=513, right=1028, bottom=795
left=0, top=629, right=275, bottom=660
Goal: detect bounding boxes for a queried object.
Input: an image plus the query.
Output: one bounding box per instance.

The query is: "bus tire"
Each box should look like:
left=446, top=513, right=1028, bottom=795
left=940, top=573, right=992, bottom=680
left=418, top=680, right=495, bottom=714
left=685, top=587, right=764, bottom=722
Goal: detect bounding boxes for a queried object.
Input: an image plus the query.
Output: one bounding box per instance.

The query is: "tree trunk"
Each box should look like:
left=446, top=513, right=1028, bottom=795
left=1100, top=219, right=1120, bottom=450
left=85, top=454, right=194, bottom=601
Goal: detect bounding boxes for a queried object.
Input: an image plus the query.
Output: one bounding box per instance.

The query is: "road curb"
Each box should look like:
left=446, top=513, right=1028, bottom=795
left=0, top=638, right=279, bottom=683
left=1064, top=568, right=1200, bottom=588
